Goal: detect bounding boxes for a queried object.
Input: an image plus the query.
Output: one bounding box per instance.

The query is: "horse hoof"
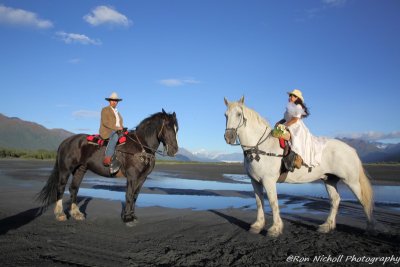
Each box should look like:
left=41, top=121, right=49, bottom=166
left=72, top=213, right=85, bottom=221
left=249, top=226, right=262, bottom=234
left=318, top=224, right=334, bottom=234
left=125, top=219, right=138, bottom=227
left=56, top=213, right=67, bottom=222
left=267, top=228, right=282, bottom=238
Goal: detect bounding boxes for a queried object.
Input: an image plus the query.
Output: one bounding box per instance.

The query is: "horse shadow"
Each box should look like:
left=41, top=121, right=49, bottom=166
left=0, top=196, right=93, bottom=235
left=209, top=209, right=268, bottom=236
left=0, top=206, right=44, bottom=235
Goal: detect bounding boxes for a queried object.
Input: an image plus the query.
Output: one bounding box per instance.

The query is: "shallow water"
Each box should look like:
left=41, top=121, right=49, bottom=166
left=77, top=172, right=400, bottom=212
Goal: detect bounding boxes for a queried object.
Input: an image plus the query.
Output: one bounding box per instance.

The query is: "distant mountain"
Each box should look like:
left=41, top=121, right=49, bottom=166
left=156, top=147, right=218, bottom=162
left=0, top=114, right=73, bottom=151
left=339, top=138, right=400, bottom=163
left=2, top=114, right=398, bottom=163
left=192, top=149, right=243, bottom=162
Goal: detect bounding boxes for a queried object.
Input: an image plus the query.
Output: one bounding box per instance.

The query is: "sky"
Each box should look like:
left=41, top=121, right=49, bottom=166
left=1, top=0, right=399, bottom=155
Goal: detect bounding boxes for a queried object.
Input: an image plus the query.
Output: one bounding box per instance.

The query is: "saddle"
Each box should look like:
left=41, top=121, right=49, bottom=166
left=86, top=131, right=129, bottom=147
left=279, top=138, right=306, bottom=182
left=86, top=131, right=129, bottom=176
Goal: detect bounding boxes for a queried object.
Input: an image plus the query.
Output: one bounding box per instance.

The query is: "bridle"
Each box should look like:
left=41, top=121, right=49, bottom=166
left=225, top=107, right=283, bottom=161
left=124, top=119, right=172, bottom=156
left=225, top=106, right=247, bottom=146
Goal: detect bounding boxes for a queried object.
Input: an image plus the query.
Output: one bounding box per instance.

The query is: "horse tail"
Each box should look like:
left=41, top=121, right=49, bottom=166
left=358, top=161, right=374, bottom=221
left=36, top=158, right=60, bottom=208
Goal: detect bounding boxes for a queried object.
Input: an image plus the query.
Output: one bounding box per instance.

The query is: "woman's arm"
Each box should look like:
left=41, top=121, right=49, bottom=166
left=275, top=119, right=286, bottom=127
left=284, top=117, right=299, bottom=127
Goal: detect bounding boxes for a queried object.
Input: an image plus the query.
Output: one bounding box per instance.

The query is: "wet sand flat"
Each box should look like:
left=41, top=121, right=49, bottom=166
left=0, top=159, right=399, bottom=266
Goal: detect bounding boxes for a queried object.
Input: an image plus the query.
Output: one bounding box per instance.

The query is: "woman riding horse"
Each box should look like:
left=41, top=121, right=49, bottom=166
left=224, top=96, right=374, bottom=237
left=37, top=109, right=178, bottom=226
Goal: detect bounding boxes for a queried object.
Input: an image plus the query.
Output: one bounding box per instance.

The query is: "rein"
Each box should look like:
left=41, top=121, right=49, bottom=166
left=242, top=127, right=283, bottom=162
left=226, top=108, right=283, bottom=161
left=119, top=120, right=168, bottom=157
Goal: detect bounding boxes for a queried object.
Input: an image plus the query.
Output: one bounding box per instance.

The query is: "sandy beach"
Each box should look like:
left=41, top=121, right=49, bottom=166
left=0, top=159, right=399, bottom=266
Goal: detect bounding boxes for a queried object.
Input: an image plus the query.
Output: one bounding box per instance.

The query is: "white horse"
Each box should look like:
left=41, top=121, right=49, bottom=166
left=224, top=97, right=375, bottom=237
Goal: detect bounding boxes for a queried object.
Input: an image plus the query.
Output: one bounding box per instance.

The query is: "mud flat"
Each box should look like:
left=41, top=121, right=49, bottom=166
left=0, top=159, right=399, bottom=266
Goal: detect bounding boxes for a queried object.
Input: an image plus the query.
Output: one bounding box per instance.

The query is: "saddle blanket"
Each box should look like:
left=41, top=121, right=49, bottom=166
left=86, top=132, right=128, bottom=147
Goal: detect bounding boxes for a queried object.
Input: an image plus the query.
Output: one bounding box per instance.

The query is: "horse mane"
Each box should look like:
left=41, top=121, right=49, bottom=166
left=241, top=103, right=271, bottom=128
left=133, top=111, right=178, bottom=139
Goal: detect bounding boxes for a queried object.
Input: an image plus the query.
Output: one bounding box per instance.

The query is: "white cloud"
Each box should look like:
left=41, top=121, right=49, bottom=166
left=83, top=5, right=132, bottom=27
left=0, top=5, right=53, bottom=29
left=336, top=131, right=400, bottom=141
left=73, top=110, right=100, bottom=119
left=159, top=78, right=201, bottom=87
left=75, top=128, right=94, bottom=132
left=55, top=104, right=70, bottom=108
left=68, top=58, right=81, bottom=64
left=56, top=31, right=101, bottom=45
left=303, top=0, right=347, bottom=20
left=322, top=0, right=347, bottom=7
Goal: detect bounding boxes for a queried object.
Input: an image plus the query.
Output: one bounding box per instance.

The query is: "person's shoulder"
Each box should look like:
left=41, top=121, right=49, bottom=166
left=101, top=106, right=111, bottom=113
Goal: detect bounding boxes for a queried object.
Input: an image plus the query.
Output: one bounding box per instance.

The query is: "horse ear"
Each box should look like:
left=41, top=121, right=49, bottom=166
left=173, top=112, right=176, bottom=118
left=224, top=97, right=230, bottom=107
left=239, top=96, right=245, bottom=104
left=162, top=108, right=166, bottom=114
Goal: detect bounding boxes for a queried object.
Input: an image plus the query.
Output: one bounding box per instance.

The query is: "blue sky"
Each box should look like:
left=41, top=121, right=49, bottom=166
left=1, top=0, right=399, bottom=154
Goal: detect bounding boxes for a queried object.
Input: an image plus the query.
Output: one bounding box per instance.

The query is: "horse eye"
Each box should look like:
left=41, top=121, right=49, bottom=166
left=237, top=112, right=241, bottom=117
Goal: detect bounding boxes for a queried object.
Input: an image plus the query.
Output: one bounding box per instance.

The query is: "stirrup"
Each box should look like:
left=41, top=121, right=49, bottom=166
left=109, top=156, right=121, bottom=175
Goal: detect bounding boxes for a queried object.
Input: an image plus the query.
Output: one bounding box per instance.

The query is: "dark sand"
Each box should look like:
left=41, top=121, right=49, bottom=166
left=0, top=159, right=399, bottom=266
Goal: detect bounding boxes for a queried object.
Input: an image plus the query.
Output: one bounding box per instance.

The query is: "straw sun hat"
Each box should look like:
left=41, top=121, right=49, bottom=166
left=287, top=89, right=304, bottom=102
left=105, top=92, right=123, bottom=102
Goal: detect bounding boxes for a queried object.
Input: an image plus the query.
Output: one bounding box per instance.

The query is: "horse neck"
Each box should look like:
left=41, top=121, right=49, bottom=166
left=134, top=128, right=160, bottom=151
left=238, top=118, right=270, bottom=147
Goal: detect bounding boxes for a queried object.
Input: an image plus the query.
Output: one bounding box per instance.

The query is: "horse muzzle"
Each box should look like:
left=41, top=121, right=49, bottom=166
left=165, top=144, right=178, bottom=157
left=224, top=129, right=237, bottom=145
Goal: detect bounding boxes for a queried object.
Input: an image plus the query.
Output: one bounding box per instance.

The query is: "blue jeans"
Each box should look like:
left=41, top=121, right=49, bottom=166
left=105, top=131, right=119, bottom=157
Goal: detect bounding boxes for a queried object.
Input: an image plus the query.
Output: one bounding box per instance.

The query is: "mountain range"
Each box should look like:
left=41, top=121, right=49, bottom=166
left=0, top=113, right=399, bottom=163
left=0, top=114, right=73, bottom=151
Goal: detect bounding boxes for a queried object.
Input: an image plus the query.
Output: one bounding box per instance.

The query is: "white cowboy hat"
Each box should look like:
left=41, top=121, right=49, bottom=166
left=105, top=92, right=122, bottom=102
left=287, top=89, right=304, bottom=102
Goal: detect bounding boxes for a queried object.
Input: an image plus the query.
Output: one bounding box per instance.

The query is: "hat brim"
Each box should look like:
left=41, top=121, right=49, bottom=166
left=287, top=92, right=304, bottom=102
left=105, top=98, right=122, bottom=101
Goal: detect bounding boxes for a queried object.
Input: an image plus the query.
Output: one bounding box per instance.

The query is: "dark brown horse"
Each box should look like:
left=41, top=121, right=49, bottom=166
left=37, top=109, right=178, bottom=226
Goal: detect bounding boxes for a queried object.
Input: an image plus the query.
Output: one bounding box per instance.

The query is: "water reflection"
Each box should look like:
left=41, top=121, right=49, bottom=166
left=76, top=172, right=400, bottom=212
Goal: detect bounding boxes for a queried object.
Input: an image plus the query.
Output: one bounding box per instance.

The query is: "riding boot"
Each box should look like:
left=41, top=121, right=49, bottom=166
left=103, top=156, right=112, bottom=166
left=283, top=141, right=290, bottom=157
left=283, top=151, right=296, bottom=172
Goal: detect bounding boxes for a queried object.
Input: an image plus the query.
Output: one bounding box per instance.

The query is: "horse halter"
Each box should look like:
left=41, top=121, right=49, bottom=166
left=157, top=119, right=165, bottom=139
left=226, top=106, right=283, bottom=161
left=157, top=119, right=171, bottom=155
left=225, top=106, right=247, bottom=146
left=125, top=119, right=170, bottom=157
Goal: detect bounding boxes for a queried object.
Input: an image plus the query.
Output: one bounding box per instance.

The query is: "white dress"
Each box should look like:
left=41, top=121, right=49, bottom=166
left=284, top=103, right=327, bottom=168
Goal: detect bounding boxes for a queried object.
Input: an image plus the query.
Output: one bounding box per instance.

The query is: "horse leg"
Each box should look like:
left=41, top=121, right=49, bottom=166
left=249, top=179, right=265, bottom=234
left=132, top=175, right=147, bottom=209
left=319, top=176, right=340, bottom=233
left=54, top=166, right=70, bottom=221
left=262, top=180, right=283, bottom=237
left=122, top=172, right=140, bottom=226
left=69, top=165, right=87, bottom=221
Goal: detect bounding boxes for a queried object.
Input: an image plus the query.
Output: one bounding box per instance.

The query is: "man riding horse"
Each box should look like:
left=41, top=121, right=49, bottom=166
left=100, top=92, right=124, bottom=167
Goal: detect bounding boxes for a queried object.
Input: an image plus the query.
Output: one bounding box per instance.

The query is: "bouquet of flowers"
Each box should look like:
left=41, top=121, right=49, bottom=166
left=272, top=124, right=290, bottom=140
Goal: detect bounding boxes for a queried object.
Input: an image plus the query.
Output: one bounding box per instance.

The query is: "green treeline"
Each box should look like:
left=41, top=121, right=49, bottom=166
left=0, top=147, right=57, bottom=159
